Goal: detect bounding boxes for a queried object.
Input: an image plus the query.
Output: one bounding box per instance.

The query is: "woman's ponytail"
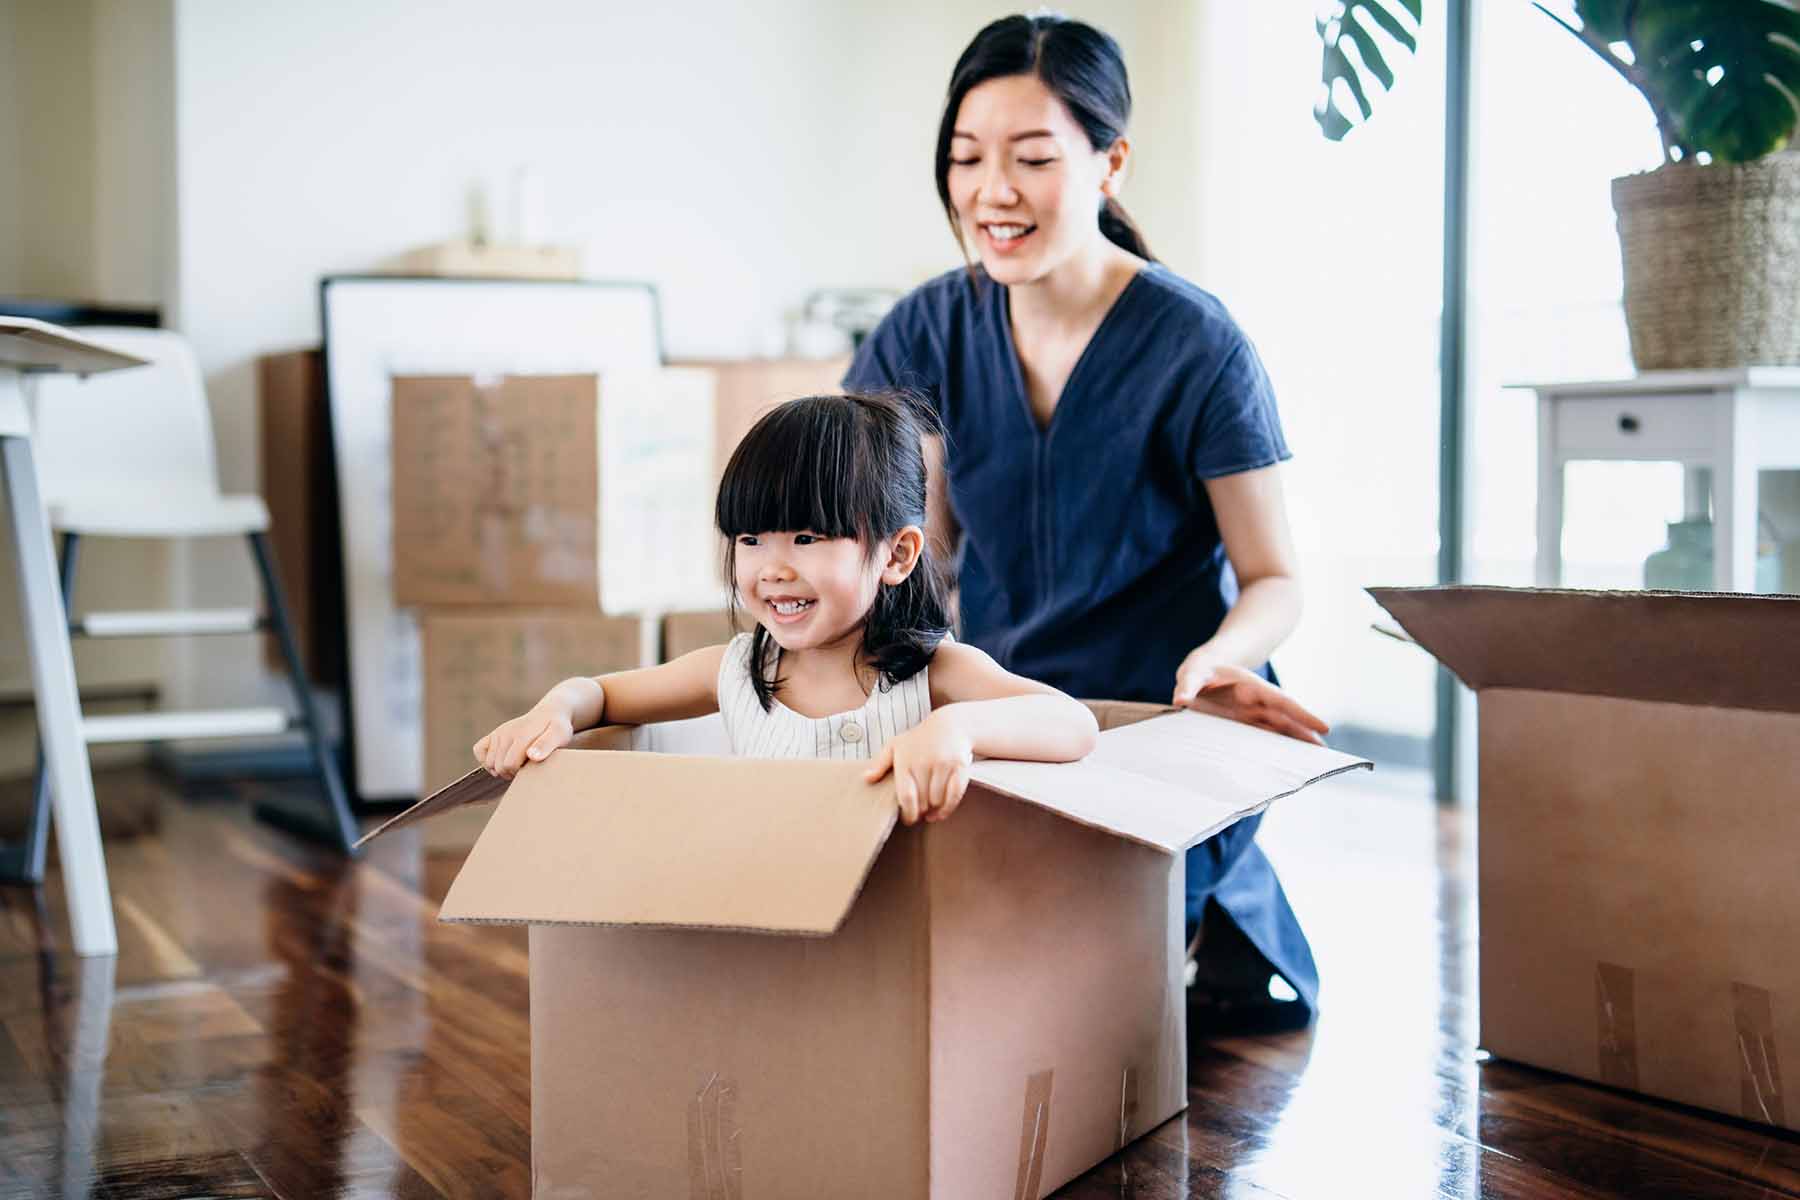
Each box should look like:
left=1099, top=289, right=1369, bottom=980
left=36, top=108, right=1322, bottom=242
left=1099, top=197, right=1153, bottom=261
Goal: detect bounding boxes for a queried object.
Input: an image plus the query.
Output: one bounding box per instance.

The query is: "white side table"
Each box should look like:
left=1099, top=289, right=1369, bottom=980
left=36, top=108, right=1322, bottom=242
left=1526, top=369, right=1800, bottom=592
left=1, top=317, right=147, bottom=956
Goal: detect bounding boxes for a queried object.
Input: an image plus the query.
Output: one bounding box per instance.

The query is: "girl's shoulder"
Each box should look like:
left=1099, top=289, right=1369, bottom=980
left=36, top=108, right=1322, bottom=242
left=920, top=638, right=1005, bottom=699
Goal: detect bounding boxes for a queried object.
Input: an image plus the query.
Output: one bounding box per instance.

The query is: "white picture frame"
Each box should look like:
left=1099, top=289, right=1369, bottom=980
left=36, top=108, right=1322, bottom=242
left=320, top=276, right=662, bottom=801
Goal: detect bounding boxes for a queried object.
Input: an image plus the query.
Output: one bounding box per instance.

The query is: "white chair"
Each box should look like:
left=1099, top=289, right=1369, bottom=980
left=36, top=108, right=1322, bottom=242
left=2, top=327, right=356, bottom=881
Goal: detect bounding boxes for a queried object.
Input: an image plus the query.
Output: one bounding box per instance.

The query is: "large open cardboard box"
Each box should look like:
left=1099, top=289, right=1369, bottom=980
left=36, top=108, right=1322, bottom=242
left=1371, top=585, right=1798, bottom=1132
left=362, top=704, right=1369, bottom=1196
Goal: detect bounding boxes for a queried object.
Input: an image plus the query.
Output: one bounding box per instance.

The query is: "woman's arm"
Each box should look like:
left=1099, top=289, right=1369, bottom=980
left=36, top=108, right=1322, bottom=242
left=1190, top=464, right=1303, bottom=671
left=1170, top=464, right=1327, bottom=744
left=474, top=644, right=726, bottom=778
left=866, top=641, right=1098, bottom=825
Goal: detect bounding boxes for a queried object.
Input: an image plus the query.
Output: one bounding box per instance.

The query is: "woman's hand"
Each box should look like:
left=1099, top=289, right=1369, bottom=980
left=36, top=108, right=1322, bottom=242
left=863, top=711, right=975, bottom=826
left=473, top=698, right=579, bottom=780
left=1172, top=654, right=1329, bottom=746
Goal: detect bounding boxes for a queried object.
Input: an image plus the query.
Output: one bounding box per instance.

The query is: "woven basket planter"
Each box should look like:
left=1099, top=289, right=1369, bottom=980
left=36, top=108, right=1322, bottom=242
left=1613, top=152, right=1800, bottom=370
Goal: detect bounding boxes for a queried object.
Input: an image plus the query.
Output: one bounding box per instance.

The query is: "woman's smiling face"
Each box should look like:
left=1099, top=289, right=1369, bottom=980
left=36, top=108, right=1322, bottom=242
left=946, top=74, right=1125, bottom=285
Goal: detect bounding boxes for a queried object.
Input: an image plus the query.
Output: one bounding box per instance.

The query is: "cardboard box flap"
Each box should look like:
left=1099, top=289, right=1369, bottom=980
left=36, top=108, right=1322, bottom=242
left=1370, top=585, right=1800, bottom=713
left=354, top=726, right=633, bottom=851
left=970, top=710, right=1371, bottom=854
left=353, top=767, right=508, bottom=849
left=437, top=749, right=898, bottom=935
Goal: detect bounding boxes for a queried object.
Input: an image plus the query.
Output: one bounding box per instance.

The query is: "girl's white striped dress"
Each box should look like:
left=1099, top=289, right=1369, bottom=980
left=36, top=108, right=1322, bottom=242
left=716, top=632, right=932, bottom=760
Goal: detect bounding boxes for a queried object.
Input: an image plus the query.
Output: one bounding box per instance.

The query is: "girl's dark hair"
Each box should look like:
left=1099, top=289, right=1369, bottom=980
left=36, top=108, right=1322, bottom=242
left=934, top=13, right=1153, bottom=263
left=716, top=391, right=953, bottom=711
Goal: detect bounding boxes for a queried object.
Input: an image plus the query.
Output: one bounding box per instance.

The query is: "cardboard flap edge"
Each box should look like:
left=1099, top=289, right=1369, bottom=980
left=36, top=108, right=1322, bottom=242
left=353, top=767, right=508, bottom=849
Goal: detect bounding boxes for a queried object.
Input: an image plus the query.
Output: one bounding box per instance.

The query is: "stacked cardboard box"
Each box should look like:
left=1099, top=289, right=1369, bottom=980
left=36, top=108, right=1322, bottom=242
left=387, top=359, right=848, bottom=825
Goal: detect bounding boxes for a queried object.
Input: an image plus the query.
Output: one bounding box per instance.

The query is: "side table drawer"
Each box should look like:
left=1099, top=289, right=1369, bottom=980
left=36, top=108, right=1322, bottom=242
left=1551, top=393, right=1716, bottom=458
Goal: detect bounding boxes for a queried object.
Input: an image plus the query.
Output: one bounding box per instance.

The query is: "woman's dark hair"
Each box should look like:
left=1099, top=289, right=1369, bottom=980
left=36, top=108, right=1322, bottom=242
left=716, top=391, right=953, bottom=711
left=934, top=13, right=1153, bottom=263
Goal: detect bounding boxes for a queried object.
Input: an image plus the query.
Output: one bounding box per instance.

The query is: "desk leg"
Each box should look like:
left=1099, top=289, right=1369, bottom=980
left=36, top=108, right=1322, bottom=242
left=1715, top=392, right=1758, bottom=592
left=1536, top=396, right=1563, bottom=587
left=1, top=434, right=117, bottom=956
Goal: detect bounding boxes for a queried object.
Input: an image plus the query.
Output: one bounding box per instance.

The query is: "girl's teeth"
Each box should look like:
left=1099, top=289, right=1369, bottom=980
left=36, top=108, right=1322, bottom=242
left=772, top=599, right=814, bottom=615
left=989, top=224, right=1029, bottom=241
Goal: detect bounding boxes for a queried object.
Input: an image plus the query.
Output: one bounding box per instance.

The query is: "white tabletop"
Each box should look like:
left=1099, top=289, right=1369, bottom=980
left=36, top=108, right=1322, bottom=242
left=0, top=317, right=148, bottom=438
left=0, top=316, right=148, bottom=376
left=1508, top=367, right=1800, bottom=397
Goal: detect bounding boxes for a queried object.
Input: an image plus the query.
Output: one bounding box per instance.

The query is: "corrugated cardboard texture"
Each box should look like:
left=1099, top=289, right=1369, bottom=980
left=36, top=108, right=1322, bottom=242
left=258, top=348, right=341, bottom=683
left=440, top=750, right=900, bottom=934
left=528, top=827, right=929, bottom=1198
left=420, top=610, right=647, bottom=795
left=926, top=787, right=1184, bottom=1199
left=1082, top=700, right=1176, bottom=731
left=661, top=609, right=737, bottom=662
left=392, top=375, right=599, bottom=608
left=352, top=764, right=507, bottom=849
left=1479, top=688, right=1800, bottom=1132
left=1371, top=586, right=1800, bottom=713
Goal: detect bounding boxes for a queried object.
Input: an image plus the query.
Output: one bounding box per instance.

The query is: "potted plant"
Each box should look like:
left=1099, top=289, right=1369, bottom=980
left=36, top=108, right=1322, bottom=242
left=1316, top=0, right=1800, bottom=370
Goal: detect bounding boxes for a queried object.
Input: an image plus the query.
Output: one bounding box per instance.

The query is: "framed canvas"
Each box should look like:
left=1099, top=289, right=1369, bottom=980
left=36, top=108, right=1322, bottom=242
left=320, top=276, right=662, bottom=800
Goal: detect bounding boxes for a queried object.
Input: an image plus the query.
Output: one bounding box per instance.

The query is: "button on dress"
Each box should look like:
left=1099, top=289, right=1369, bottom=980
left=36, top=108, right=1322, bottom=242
left=844, top=262, right=1320, bottom=1013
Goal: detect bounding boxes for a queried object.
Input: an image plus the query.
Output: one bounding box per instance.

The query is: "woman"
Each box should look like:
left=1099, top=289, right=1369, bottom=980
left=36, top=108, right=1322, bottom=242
left=844, top=14, right=1329, bottom=1027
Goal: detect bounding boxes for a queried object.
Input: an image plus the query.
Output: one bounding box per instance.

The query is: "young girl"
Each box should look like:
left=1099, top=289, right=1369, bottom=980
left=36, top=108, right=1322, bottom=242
left=472, top=390, right=1098, bottom=826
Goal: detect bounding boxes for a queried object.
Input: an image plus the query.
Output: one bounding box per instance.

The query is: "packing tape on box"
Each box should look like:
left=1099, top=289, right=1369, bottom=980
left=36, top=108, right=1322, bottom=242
left=1013, top=1068, right=1055, bottom=1200
left=1733, top=982, right=1786, bottom=1126
left=686, top=1073, right=743, bottom=1200
left=1117, top=1063, right=1140, bottom=1151
left=1594, top=962, right=1640, bottom=1090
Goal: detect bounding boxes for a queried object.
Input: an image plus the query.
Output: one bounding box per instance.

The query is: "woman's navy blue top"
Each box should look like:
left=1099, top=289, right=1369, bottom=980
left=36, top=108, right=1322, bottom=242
left=843, top=262, right=1290, bottom=706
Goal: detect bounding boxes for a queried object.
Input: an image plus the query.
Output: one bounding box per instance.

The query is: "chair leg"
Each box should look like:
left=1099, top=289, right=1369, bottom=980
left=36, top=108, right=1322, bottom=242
left=246, top=531, right=360, bottom=855
left=1, top=533, right=78, bottom=887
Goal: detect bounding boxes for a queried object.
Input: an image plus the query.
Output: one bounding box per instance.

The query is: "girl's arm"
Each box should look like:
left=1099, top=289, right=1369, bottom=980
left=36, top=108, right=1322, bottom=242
left=474, top=644, right=726, bottom=779
left=1172, top=465, right=1329, bottom=745
left=865, top=641, right=1098, bottom=825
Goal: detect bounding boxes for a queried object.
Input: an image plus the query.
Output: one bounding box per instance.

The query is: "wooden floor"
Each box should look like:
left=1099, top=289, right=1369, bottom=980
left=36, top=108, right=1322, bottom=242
left=0, top=765, right=1795, bottom=1199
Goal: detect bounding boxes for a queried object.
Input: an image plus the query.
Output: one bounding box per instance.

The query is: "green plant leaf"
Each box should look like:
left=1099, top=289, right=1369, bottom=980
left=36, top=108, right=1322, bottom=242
left=1595, top=0, right=1800, bottom=161
left=1315, top=0, right=1424, bottom=141
left=1573, top=0, right=1633, bottom=42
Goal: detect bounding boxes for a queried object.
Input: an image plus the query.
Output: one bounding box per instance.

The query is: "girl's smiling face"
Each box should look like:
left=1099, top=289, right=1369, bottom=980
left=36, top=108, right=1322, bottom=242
left=946, top=74, right=1128, bottom=286
left=733, top=530, right=921, bottom=654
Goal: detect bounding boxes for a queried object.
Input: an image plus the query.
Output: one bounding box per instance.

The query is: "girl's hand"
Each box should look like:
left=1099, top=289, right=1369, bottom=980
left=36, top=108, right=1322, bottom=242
left=863, top=712, right=975, bottom=826
left=1172, top=656, right=1330, bottom=746
left=472, top=703, right=576, bottom=780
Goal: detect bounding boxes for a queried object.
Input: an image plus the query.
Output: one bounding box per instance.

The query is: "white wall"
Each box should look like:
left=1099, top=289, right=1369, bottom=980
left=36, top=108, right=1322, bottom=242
left=0, top=0, right=175, bottom=776
left=0, top=2, right=21, bottom=288
left=166, top=0, right=1212, bottom=710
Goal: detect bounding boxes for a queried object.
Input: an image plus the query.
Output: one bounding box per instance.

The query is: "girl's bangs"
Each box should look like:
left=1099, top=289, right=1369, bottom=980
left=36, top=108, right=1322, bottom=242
left=715, top=400, right=880, bottom=541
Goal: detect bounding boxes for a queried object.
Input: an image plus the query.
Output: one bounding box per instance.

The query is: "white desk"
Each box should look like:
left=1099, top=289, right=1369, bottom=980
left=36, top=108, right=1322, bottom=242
left=1526, top=369, right=1800, bottom=592
left=1, top=316, right=147, bottom=956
